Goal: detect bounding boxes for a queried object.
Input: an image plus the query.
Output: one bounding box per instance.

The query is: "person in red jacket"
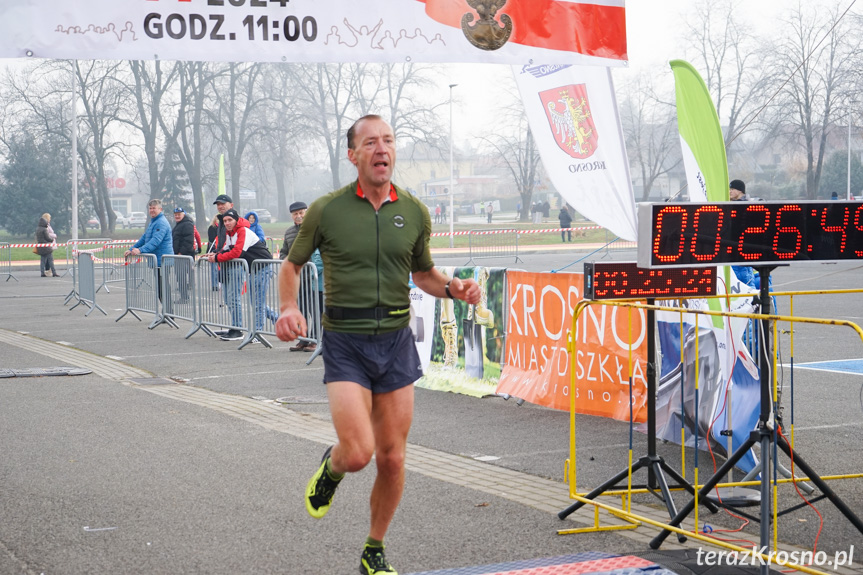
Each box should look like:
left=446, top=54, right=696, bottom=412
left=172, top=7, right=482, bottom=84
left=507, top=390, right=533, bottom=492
left=206, top=209, right=274, bottom=341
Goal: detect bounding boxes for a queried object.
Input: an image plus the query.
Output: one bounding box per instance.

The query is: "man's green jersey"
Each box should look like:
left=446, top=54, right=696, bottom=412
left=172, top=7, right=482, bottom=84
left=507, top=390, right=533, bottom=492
left=288, top=181, right=434, bottom=334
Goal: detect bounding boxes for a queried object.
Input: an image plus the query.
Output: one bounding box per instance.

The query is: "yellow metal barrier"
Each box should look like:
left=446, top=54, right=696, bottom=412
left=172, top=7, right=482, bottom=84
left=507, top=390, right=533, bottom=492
left=562, top=293, right=863, bottom=574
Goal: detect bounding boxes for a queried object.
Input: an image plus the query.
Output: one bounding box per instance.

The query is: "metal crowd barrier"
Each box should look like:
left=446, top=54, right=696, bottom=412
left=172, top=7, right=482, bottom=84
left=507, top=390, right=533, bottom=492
left=266, top=236, right=281, bottom=258
left=96, top=242, right=132, bottom=293
left=111, top=252, right=325, bottom=352
left=161, top=255, right=197, bottom=330
left=188, top=258, right=251, bottom=345
left=69, top=253, right=106, bottom=316
left=466, top=229, right=521, bottom=265
left=297, top=261, right=323, bottom=363
left=0, top=242, right=18, bottom=282
left=63, top=238, right=110, bottom=279
left=116, top=253, right=173, bottom=329
left=245, top=259, right=281, bottom=349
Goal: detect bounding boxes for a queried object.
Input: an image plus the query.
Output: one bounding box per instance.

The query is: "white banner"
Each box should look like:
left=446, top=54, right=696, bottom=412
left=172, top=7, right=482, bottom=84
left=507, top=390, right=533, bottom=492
left=513, top=63, right=637, bottom=241
left=0, top=1, right=627, bottom=66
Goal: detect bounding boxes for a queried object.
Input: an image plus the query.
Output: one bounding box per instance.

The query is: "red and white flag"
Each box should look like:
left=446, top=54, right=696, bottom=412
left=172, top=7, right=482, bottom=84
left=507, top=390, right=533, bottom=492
left=514, top=63, right=637, bottom=241
left=419, top=0, right=627, bottom=62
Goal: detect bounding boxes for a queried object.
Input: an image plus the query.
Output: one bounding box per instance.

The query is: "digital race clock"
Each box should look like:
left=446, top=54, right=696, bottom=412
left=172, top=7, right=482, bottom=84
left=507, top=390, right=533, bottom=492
left=584, top=262, right=717, bottom=300
left=637, top=201, right=863, bottom=268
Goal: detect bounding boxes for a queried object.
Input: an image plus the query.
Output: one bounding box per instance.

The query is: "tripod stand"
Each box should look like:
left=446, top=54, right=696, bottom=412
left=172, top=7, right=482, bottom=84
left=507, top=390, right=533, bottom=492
left=649, top=266, right=863, bottom=566
left=558, top=299, right=718, bottom=541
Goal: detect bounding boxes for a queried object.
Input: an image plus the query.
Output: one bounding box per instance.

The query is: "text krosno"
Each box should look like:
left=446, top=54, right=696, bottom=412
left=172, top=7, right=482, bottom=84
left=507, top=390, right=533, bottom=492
left=696, top=546, right=855, bottom=570
left=568, top=161, right=607, bottom=173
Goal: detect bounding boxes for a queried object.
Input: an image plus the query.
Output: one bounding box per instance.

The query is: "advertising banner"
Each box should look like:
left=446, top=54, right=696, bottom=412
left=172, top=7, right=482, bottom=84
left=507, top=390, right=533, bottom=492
left=0, top=1, right=626, bottom=66
left=495, top=271, right=648, bottom=421
left=413, top=266, right=506, bottom=397
left=649, top=277, right=761, bottom=473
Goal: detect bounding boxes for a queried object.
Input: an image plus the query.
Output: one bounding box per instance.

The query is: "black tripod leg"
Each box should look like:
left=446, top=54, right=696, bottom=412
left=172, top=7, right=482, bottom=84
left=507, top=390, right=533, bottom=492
left=659, top=461, right=720, bottom=514
left=649, top=436, right=757, bottom=549
left=776, top=435, right=863, bottom=535
left=648, top=460, right=687, bottom=542
left=558, top=458, right=648, bottom=520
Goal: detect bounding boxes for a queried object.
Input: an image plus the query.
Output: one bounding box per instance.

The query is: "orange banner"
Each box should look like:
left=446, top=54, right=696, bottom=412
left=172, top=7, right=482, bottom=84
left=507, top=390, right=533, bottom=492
left=496, top=271, right=648, bottom=421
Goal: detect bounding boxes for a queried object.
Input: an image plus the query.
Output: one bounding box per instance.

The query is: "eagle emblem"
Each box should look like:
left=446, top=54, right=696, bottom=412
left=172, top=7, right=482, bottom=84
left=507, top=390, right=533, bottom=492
left=539, top=84, right=599, bottom=160
left=461, top=0, right=512, bottom=51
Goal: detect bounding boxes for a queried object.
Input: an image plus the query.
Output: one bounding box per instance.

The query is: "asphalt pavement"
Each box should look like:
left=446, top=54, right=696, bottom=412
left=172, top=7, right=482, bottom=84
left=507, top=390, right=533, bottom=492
left=1, top=246, right=862, bottom=575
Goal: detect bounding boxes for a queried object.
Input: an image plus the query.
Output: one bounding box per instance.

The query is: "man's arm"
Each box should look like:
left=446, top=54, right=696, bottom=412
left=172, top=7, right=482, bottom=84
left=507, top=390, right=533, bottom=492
left=275, top=260, right=307, bottom=341
left=412, top=267, right=480, bottom=304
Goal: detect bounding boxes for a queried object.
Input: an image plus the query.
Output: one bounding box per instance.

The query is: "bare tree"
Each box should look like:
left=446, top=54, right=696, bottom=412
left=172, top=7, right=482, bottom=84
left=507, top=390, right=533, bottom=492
left=479, top=103, right=542, bottom=222
left=249, top=64, right=309, bottom=221
left=205, top=62, right=268, bottom=214
left=122, top=60, right=182, bottom=206
left=618, top=74, right=681, bottom=201
left=766, top=2, right=861, bottom=198
left=74, top=60, right=128, bottom=234
left=683, top=0, right=772, bottom=156
left=289, top=63, right=359, bottom=190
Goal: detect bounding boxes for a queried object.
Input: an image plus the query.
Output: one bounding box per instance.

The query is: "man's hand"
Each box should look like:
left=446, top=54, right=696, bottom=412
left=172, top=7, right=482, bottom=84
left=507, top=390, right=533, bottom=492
left=206, top=253, right=217, bottom=263
left=124, top=248, right=140, bottom=257
left=449, top=277, right=481, bottom=305
left=275, top=307, right=308, bottom=342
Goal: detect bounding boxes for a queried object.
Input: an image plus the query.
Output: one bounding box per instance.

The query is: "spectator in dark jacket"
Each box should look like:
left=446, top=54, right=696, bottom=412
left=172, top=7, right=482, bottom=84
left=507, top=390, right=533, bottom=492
left=172, top=207, right=196, bottom=303
left=35, top=213, right=58, bottom=277
left=279, top=201, right=307, bottom=259
left=558, top=207, right=573, bottom=242
left=206, top=213, right=220, bottom=291
left=172, top=207, right=196, bottom=256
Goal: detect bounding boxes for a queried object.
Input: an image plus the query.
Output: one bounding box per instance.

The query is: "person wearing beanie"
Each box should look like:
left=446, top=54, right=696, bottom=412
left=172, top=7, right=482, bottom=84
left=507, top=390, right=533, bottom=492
left=730, top=179, right=748, bottom=201
left=206, top=208, right=275, bottom=342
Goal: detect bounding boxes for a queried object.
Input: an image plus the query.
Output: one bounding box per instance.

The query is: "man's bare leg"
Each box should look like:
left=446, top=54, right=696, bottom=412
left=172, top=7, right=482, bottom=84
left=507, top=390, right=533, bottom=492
left=326, top=381, right=375, bottom=475
left=369, top=384, right=414, bottom=540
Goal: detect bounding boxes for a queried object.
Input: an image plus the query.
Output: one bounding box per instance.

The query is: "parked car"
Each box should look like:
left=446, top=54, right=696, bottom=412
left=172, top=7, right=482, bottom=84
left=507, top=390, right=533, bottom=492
left=125, top=212, right=148, bottom=229
left=87, top=217, right=100, bottom=229
left=252, top=208, right=273, bottom=223
left=114, top=213, right=130, bottom=228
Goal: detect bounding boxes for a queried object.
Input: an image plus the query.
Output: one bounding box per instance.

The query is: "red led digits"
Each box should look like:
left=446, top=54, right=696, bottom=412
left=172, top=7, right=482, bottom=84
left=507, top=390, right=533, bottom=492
left=855, top=205, right=863, bottom=257
left=653, top=206, right=688, bottom=263
left=738, top=204, right=770, bottom=261
left=642, top=201, right=863, bottom=267
left=773, top=204, right=802, bottom=259
left=585, top=262, right=716, bottom=299
left=690, top=205, right=724, bottom=261
left=820, top=206, right=849, bottom=253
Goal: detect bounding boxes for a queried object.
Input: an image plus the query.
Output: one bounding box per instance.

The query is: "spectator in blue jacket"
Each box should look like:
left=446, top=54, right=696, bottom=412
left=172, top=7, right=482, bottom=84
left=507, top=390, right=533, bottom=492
left=125, top=199, right=173, bottom=300
left=245, top=210, right=267, bottom=243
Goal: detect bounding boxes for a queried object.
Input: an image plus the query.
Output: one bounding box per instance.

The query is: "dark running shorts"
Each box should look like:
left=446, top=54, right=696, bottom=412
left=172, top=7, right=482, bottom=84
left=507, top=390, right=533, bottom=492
left=321, top=327, right=422, bottom=393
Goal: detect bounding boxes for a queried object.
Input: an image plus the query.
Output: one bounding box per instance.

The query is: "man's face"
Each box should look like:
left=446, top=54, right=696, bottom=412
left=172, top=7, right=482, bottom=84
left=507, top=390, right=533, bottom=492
left=291, top=208, right=306, bottom=225
left=173, top=212, right=183, bottom=223
left=729, top=188, right=743, bottom=200
left=215, top=201, right=232, bottom=214
left=347, top=118, right=396, bottom=187
left=148, top=203, right=162, bottom=218
left=223, top=215, right=237, bottom=231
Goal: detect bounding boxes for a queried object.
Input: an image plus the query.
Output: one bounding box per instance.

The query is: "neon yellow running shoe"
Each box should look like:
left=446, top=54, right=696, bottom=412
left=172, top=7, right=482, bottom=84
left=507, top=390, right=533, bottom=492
left=359, top=543, right=397, bottom=575
left=305, top=445, right=342, bottom=519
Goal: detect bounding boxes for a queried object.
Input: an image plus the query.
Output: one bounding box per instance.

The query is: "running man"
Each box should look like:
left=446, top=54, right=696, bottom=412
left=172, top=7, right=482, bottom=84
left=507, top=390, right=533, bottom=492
left=275, top=114, right=480, bottom=575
